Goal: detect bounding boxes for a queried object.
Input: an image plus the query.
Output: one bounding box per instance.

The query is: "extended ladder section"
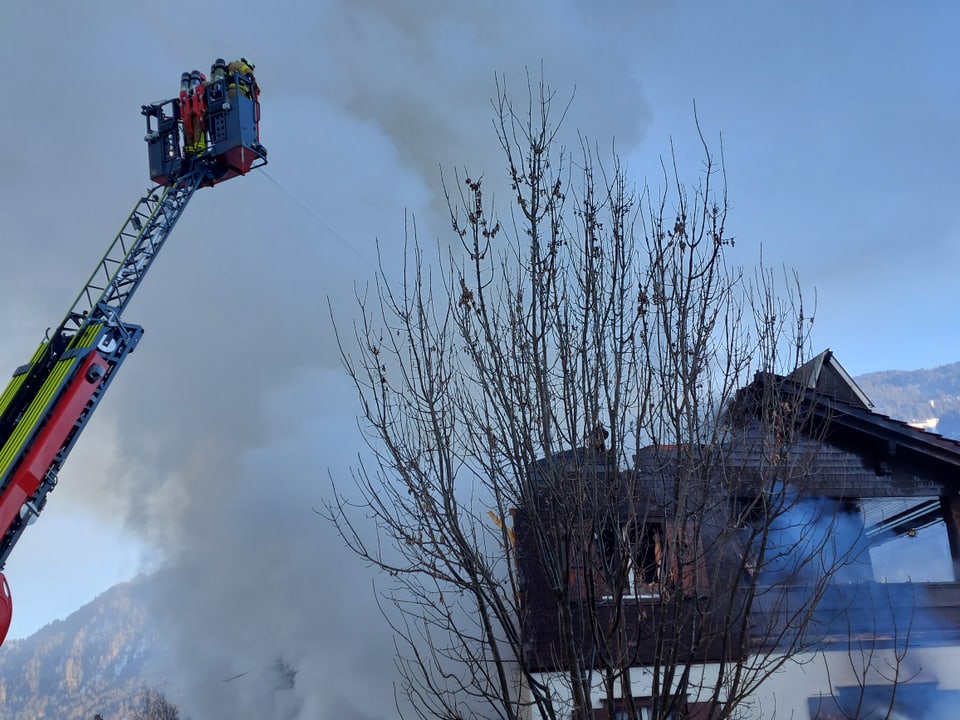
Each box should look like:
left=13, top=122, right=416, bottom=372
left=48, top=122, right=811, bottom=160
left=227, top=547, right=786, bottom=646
left=61, top=175, right=202, bottom=338
left=0, top=174, right=202, bottom=570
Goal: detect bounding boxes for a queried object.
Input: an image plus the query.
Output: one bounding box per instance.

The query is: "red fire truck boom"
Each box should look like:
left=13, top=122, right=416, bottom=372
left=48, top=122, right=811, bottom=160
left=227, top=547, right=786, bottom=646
left=0, top=64, right=266, bottom=644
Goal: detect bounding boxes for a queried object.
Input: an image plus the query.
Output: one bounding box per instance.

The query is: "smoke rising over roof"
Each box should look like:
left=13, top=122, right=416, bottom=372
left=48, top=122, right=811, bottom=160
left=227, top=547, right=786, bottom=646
left=4, top=1, right=960, bottom=717
left=0, top=1, right=651, bottom=717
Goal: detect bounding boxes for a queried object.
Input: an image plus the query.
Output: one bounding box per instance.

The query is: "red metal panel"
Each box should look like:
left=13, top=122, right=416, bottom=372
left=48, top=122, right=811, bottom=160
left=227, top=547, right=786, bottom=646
left=0, top=574, right=11, bottom=645
left=218, top=145, right=256, bottom=181
left=0, top=352, right=106, bottom=535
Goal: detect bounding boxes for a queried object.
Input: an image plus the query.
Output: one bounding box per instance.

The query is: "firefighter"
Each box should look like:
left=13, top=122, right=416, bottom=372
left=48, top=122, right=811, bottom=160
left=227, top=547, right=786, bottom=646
left=226, top=57, right=258, bottom=100
left=180, top=69, right=207, bottom=156
left=210, top=57, right=227, bottom=83
left=178, top=71, right=192, bottom=155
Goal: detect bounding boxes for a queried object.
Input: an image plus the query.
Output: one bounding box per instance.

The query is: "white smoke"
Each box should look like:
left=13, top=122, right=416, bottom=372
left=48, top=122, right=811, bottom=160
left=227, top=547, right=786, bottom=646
left=0, top=1, right=651, bottom=717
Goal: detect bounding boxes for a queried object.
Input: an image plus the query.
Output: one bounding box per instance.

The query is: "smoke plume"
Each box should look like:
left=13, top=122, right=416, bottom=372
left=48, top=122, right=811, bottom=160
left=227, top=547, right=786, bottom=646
left=0, top=1, right=650, bottom=717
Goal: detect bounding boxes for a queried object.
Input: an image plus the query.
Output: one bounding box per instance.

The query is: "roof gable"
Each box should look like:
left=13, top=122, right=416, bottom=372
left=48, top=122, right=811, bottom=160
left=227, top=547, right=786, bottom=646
left=787, top=349, right=873, bottom=409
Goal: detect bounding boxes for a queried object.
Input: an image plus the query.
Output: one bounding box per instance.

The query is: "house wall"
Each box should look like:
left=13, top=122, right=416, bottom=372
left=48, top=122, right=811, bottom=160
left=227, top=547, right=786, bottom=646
left=527, top=646, right=960, bottom=719
left=754, top=647, right=960, bottom=719
left=516, top=387, right=960, bottom=719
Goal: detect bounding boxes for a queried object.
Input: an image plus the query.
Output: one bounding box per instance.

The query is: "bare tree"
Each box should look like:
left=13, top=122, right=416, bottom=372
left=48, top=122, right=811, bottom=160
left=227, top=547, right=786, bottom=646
left=326, top=77, right=886, bottom=720
left=130, top=687, right=180, bottom=720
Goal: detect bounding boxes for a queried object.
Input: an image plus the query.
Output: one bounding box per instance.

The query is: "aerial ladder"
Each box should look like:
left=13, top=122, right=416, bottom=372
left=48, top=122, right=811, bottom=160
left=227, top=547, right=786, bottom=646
left=0, top=63, right=266, bottom=644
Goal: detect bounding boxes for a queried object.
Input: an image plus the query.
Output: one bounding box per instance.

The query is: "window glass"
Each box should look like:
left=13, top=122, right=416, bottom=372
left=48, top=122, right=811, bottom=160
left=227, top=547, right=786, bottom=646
left=732, top=495, right=955, bottom=584
left=860, top=497, right=954, bottom=583
left=598, top=522, right=663, bottom=599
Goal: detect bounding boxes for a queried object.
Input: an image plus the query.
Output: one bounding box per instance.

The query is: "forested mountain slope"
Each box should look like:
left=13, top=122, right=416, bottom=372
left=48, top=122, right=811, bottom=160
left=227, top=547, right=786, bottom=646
left=0, top=575, right=156, bottom=720
left=857, top=361, right=960, bottom=439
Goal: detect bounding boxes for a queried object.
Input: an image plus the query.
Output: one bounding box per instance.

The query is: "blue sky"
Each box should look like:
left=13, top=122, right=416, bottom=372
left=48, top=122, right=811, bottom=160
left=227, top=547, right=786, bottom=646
left=0, top=1, right=958, bottom=717
left=628, top=3, right=960, bottom=376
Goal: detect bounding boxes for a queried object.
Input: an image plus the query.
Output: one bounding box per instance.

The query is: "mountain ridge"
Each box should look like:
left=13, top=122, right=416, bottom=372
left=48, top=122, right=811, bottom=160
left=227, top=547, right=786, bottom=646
left=0, top=574, right=158, bottom=720
left=856, top=359, right=960, bottom=438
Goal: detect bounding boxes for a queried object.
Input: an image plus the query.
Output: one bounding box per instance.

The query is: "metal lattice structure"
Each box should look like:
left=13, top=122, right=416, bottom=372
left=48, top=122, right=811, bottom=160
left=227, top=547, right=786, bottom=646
left=59, top=174, right=203, bottom=341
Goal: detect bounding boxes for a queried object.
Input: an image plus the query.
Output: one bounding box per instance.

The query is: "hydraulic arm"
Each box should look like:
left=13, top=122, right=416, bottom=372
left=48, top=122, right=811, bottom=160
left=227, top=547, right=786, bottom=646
left=0, top=62, right=265, bottom=644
